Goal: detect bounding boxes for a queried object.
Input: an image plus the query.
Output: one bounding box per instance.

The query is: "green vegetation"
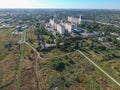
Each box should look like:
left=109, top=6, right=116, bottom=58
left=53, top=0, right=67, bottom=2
left=56, top=37, right=63, bottom=48
left=114, top=66, right=120, bottom=72
left=16, top=43, right=25, bottom=90
left=38, top=51, right=119, bottom=90
left=50, top=56, right=74, bottom=72
left=51, top=59, right=65, bottom=72
left=1, top=9, right=120, bottom=90
left=83, top=22, right=120, bottom=33
left=60, top=39, right=80, bottom=52
left=82, top=47, right=120, bottom=83
left=0, top=69, right=3, bottom=85
left=0, top=28, right=22, bottom=89
left=0, top=52, right=8, bottom=61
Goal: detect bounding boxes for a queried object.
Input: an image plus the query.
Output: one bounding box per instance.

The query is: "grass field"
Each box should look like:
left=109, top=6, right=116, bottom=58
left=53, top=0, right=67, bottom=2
left=0, top=28, right=21, bottom=89
left=0, top=27, right=120, bottom=90
left=37, top=51, right=120, bottom=90
left=84, top=49, right=120, bottom=83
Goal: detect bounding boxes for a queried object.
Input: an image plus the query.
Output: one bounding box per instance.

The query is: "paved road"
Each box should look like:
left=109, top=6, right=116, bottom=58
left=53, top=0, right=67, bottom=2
left=16, top=30, right=42, bottom=90
left=23, top=31, right=41, bottom=90
left=16, top=32, right=25, bottom=90
left=23, top=30, right=41, bottom=59
left=77, top=50, right=120, bottom=87
left=24, top=42, right=41, bottom=59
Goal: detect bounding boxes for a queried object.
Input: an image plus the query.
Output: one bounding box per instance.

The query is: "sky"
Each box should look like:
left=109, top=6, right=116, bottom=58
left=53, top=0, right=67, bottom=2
left=0, top=0, right=119, bottom=9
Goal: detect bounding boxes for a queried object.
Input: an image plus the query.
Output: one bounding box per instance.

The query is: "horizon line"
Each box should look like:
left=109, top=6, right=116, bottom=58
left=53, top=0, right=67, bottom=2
left=0, top=8, right=120, bottom=10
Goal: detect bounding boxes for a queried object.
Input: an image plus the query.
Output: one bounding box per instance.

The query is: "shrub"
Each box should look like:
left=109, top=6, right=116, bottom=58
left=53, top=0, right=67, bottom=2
left=0, top=70, right=3, bottom=84
left=65, top=81, right=71, bottom=88
left=68, top=59, right=74, bottom=64
left=0, top=53, right=8, bottom=61
left=51, top=60, right=65, bottom=72
left=74, top=76, right=81, bottom=83
left=64, top=55, right=69, bottom=60
left=114, top=66, right=120, bottom=72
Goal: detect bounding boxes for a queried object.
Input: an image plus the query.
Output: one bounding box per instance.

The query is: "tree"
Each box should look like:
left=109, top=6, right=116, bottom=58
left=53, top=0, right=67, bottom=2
left=74, top=41, right=79, bottom=49
left=51, top=60, right=65, bottom=72
left=56, top=39, right=60, bottom=48
left=55, top=38, right=63, bottom=48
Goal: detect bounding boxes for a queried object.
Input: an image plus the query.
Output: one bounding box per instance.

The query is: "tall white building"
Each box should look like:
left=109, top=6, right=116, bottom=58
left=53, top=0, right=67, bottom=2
left=65, top=23, right=73, bottom=33
left=68, top=15, right=85, bottom=24
left=49, top=19, right=55, bottom=27
left=79, top=15, right=85, bottom=24
left=49, top=19, right=58, bottom=29
left=57, top=24, right=65, bottom=35
left=65, top=23, right=78, bottom=33
left=68, top=16, right=78, bottom=24
left=54, top=23, right=57, bottom=29
left=68, top=16, right=73, bottom=23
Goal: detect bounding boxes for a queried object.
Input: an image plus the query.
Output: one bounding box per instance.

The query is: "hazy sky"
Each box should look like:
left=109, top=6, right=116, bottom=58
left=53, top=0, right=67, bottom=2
left=0, top=0, right=119, bottom=9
